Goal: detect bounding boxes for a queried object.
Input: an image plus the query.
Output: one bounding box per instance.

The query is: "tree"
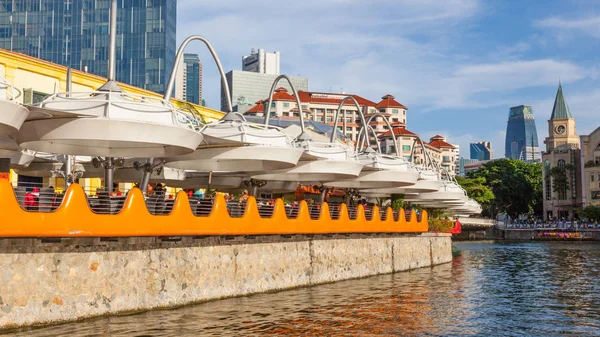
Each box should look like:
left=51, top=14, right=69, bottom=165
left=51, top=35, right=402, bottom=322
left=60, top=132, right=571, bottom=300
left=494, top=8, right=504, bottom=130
left=455, top=176, right=495, bottom=217
left=390, top=194, right=405, bottom=211
left=467, top=159, right=543, bottom=218
left=548, top=163, right=576, bottom=200
left=580, top=205, right=600, bottom=221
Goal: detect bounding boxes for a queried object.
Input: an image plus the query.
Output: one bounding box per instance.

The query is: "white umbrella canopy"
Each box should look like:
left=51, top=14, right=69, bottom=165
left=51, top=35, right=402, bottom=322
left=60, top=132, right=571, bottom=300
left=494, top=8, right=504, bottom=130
left=18, top=91, right=203, bottom=157
left=325, top=150, right=419, bottom=189
left=165, top=118, right=304, bottom=173
left=251, top=141, right=364, bottom=182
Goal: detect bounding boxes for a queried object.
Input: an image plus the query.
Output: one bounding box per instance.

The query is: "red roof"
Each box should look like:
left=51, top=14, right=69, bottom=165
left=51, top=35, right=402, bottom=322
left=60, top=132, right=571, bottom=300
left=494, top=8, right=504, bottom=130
left=375, top=94, right=407, bottom=110
left=328, top=122, right=360, bottom=127
left=247, top=100, right=265, bottom=113
left=379, top=126, right=417, bottom=138
left=428, top=135, right=456, bottom=149
left=296, top=91, right=377, bottom=107
left=264, top=87, right=296, bottom=102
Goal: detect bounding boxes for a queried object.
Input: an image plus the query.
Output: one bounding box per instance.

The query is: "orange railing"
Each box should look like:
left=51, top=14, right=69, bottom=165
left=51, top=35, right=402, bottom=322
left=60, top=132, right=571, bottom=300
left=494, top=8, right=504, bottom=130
left=0, top=179, right=428, bottom=237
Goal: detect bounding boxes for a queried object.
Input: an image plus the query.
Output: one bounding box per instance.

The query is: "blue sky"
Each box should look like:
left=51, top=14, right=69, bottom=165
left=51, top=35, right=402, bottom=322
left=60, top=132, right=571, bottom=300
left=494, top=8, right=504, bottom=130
left=177, top=0, right=600, bottom=158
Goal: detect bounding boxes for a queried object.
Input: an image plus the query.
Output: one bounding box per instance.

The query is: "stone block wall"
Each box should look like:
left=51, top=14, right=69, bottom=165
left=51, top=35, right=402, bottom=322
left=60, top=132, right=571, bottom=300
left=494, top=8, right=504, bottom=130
left=0, top=233, right=451, bottom=330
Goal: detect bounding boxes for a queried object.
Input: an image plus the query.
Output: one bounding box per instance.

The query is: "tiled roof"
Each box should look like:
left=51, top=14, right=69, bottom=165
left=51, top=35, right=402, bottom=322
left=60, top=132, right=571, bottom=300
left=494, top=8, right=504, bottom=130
left=327, top=122, right=360, bottom=127
left=296, top=91, right=377, bottom=107
left=428, top=136, right=456, bottom=149
left=270, top=87, right=296, bottom=101
left=550, top=83, right=573, bottom=119
left=246, top=100, right=265, bottom=113
left=379, top=126, right=417, bottom=138
left=375, top=94, right=407, bottom=110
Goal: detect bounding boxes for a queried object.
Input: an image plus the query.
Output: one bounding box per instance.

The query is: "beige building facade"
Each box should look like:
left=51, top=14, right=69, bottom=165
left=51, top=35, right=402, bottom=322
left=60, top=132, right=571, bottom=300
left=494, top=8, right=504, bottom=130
left=580, top=127, right=600, bottom=207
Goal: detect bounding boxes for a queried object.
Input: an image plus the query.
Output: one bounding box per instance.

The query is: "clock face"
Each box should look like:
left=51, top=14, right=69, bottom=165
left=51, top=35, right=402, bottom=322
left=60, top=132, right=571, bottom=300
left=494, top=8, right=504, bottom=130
left=555, top=125, right=566, bottom=135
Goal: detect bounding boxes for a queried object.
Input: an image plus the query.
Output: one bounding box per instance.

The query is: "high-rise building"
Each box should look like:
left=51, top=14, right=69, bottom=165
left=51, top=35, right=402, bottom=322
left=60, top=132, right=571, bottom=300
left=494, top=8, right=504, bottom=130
left=221, top=70, right=308, bottom=113
left=542, top=83, right=583, bottom=220
left=470, top=141, right=493, bottom=161
left=505, top=105, right=540, bottom=162
left=175, top=53, right=202, bottom=104
left=242, top=48, right=280, bottom=75
left=0, top=0, right=176, bottom=94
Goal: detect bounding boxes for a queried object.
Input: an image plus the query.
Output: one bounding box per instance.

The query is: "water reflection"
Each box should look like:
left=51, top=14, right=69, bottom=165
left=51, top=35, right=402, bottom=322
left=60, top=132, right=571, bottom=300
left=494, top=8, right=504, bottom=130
left=5, top=242, right=600, bottom=336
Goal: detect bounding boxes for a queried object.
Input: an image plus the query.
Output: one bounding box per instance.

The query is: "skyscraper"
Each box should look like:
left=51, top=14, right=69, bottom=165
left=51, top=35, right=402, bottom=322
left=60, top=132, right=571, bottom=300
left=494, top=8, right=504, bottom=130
left=242, top=48, right=280, bottom=75
left=505, top=105, right=540, bottom=162
left=175, top=53, right=202, bottom=104
left=0, top=0, right=176, bottom=94
left=470, top=141, right=493, bottom=161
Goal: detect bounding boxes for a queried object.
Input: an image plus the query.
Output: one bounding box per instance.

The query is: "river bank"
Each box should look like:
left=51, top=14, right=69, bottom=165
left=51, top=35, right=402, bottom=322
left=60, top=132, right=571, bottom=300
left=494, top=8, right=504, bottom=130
left=0, top=233, right=451, bottom=331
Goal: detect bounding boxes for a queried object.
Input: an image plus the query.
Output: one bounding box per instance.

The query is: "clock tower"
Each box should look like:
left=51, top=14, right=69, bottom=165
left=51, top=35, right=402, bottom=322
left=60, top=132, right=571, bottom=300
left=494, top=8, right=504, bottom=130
left=544, top=83, right=579, bottom=152
left=542, top=83, right=582, bottom=221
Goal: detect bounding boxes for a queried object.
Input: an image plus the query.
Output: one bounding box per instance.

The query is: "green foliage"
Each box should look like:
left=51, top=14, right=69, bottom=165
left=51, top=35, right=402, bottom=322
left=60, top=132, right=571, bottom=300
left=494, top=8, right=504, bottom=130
left=466, top=158, right=543, bottom=217
left=548, top=164, right=575, bottom=194
left=390, top=193, right=405, bottom=211
left=580, top=205, right=600, bottom=221
left=455, top=176, right=495, bottom=204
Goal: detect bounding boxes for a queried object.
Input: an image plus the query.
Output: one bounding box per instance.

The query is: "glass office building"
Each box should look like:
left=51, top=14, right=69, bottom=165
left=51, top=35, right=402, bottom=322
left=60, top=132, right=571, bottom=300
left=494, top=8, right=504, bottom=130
left=183, top=53, right=202, bottom=104
left=0, top=0, right=176, bottom=94
left=470, top=141, right=493, bottom=161
left=505, top=105, right=540, bottom=162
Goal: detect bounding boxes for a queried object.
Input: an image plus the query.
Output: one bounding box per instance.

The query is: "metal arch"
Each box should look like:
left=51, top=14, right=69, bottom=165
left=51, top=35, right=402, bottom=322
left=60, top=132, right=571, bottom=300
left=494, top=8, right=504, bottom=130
left=360, top=112, right=400, bottom=157
left=330, top=96, right=370, bottom=147
left=263, top=75, right=310, bottom=140
left=409, top=136, right=438, bottom=171
left=164, top=35, right=232, bottom=113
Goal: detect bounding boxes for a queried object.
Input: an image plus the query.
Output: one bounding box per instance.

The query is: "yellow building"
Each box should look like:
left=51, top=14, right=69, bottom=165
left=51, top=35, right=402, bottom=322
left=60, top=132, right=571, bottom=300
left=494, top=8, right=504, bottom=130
left=0, top=49, right=224, bottom=190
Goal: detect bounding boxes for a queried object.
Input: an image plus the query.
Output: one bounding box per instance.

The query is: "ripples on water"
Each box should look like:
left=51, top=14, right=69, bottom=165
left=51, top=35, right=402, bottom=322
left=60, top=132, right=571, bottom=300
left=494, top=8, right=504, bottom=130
left=6, top=242, right=600, bottom=336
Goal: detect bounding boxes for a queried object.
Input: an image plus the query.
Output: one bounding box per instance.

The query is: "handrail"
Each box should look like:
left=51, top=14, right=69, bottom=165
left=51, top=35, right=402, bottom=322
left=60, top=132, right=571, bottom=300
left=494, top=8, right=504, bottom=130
left=0, top=179, right=427, bottom=237
left=263, top=75, right=310, bottom=141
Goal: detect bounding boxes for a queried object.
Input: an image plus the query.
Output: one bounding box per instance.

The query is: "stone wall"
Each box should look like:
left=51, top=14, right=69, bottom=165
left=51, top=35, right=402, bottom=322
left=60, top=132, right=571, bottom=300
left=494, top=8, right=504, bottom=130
left=0, top=233, right=451, bottom=330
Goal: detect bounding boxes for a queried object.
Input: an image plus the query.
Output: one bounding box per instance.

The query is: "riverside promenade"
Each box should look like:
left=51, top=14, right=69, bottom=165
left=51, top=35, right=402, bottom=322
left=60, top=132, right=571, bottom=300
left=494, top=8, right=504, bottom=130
left=0, top=180, right=452, bottom=330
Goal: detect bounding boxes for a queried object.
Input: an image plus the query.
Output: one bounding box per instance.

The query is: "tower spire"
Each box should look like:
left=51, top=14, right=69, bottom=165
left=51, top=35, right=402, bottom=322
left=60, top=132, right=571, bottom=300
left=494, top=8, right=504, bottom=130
left=550, top=82, right=572, bottom=120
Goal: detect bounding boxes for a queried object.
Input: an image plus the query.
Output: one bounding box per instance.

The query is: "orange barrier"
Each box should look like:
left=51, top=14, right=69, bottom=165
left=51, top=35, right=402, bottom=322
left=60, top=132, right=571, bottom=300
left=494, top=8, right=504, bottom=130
left=0, top=180, right=428, bottom=237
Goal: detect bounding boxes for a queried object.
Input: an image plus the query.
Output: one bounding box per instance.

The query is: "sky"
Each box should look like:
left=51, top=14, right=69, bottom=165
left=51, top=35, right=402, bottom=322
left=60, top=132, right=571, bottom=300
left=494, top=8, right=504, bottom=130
left=177, top=0, right=600, bottom=159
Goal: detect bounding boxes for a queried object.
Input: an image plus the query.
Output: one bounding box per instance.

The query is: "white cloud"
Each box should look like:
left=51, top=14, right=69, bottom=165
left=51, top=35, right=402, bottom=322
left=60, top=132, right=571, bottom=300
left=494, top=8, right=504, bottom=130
left=535, top=16, right=600, bottom=38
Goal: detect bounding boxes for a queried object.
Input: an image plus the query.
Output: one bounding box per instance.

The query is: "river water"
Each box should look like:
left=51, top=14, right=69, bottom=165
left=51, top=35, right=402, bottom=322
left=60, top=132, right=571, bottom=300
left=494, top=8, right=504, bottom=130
left=6, top=241, right=600, bottom=336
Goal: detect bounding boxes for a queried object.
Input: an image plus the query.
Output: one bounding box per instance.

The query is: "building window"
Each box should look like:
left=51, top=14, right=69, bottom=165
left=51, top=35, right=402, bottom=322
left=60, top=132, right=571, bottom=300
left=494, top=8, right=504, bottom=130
left=402, top=145, right=411, bottom=152
left=392, top=109, right=399, bottom=113
left=389, top=146, right=395, bottom=154
left=379, top=109, right=385, bottom=113
left=271, top=102, right=276, bottom=107
left=316, top=116, right=323, bottom=122
left=326, top=117, right=333, bottom=122
left=443, top=156, right=450, bottom=163
left=283, top=103, right=290, bottom=108
left=545, top=178, right=551, bottom=200
left=557, top=159, right=565, bottom=169
left=346, top=127, right=352, bottom=132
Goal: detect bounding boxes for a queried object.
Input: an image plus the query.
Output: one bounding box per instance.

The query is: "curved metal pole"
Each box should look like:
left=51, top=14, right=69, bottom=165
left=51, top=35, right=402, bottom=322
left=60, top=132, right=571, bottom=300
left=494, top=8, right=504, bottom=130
left=361, top=112, right=400, bottom=157
left=164, top=36, right=232, bottom=113
left=409, top=136, right=436, bottom=170
left=330, top=96, right=369, bottom=149
left=355, top=123, right=382, bottom=154
left=263, top=75, right=310, bottom=140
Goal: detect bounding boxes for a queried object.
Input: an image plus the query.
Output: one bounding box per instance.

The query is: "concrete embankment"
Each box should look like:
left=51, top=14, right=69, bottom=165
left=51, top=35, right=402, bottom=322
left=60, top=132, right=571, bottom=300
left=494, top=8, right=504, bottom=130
left=0, top=233, right=451, bottom=330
